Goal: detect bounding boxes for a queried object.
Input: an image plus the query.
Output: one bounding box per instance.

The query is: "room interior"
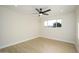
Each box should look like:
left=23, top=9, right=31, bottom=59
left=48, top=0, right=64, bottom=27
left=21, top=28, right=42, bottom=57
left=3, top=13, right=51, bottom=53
left=0, top=5, right=79, bottom=53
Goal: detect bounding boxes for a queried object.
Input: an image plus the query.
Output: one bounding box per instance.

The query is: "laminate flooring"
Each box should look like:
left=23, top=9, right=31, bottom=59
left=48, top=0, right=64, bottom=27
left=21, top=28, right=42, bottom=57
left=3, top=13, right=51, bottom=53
left=0, top=37, right=77, bottom=53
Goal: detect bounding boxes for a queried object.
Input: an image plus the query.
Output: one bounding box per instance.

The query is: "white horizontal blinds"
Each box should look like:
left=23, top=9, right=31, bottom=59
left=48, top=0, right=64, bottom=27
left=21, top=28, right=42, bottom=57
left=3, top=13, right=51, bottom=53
left=48, top=20, right=56, bottom=27
left=57, top=19, right=62, bottom=23
left=44, top=19, right=62, bottom=27
left=44, top=20, right=56, bottom=26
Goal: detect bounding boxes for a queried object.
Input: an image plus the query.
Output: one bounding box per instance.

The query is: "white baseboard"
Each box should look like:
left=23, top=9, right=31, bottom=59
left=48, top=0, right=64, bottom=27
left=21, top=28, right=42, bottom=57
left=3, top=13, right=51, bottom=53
left=0, top=35, right=39, bottom=49
left=41, top=36, right=75, bottom=44
left=0, top=35, right=75, bottom=49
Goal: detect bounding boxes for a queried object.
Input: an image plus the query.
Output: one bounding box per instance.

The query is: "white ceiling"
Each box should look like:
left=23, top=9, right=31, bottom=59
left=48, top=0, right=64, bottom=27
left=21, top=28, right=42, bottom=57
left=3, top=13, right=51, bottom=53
left=1, top=5, right=77, bottom=16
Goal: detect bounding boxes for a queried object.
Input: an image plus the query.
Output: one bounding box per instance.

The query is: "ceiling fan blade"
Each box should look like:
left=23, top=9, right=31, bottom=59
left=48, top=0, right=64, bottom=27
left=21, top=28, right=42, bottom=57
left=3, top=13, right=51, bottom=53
left=43, top=13, right=49, bottom=15
left=43, top=9, right=51, bottom=13
left=35, top=8, right=40, bottom=12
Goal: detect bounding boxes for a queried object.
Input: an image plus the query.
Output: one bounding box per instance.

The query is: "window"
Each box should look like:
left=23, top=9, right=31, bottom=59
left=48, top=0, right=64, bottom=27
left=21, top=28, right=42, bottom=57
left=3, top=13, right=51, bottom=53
left=44, top=19, right=62, bottom=28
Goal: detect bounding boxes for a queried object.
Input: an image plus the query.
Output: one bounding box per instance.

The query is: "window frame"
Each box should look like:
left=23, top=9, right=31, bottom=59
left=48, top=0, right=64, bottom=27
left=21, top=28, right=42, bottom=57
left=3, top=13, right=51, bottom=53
left=44, top=19, right=62, bottom=28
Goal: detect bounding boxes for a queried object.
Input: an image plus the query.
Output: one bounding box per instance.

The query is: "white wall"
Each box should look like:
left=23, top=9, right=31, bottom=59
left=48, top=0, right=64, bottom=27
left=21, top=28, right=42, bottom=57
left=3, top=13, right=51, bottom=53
left=0, top=6, right=77, bottom=49
left=0, top=7, right=40, bottom=48
left=40, top=12, right=76, bottom=44
left=76, top=6, right=79, bottom=52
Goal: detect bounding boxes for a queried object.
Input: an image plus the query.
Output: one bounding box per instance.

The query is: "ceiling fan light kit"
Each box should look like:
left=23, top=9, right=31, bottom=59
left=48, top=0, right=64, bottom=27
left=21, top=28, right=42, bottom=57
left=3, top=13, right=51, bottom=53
left=39, top=13, right=43, bottom=16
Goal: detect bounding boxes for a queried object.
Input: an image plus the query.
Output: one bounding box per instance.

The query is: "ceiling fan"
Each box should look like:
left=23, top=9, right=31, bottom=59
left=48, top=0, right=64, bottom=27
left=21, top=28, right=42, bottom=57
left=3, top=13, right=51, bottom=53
left=35, top=8, right=51, bottom=16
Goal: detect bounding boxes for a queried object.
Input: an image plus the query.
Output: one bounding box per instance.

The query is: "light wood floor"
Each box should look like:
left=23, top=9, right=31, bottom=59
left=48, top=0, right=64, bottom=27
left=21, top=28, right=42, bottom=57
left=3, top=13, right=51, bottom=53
left=0, top=37, right=77, bottom=53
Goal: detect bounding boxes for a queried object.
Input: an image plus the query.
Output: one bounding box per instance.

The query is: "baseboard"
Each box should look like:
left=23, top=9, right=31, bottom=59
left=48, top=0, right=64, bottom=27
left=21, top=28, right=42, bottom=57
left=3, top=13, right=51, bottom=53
left=0, top=35, right=39, bottom=49
left=41, top=36, right=75, bottom=44
left=0, top=35, right=75, bottom=49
